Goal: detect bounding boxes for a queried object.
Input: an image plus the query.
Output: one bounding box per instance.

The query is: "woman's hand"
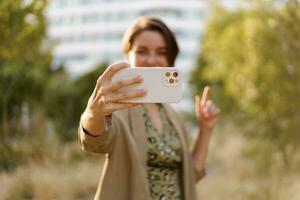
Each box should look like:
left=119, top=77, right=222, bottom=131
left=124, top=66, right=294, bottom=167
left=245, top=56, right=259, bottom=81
left=195, top=86, right=220, bottom=134
left=86, top=62, right=146, bottom=116
left=81, top=62, right=147, bottom=136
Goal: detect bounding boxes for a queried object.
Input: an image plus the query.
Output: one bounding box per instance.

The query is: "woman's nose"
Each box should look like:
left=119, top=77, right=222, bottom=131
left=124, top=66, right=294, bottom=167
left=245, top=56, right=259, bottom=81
left=145, top=53, right=158, bottom=66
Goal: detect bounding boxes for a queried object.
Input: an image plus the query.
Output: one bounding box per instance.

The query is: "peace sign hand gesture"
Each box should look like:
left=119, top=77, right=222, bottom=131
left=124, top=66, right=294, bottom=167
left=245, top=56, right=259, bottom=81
left=195, top=86, right=220, bottom=133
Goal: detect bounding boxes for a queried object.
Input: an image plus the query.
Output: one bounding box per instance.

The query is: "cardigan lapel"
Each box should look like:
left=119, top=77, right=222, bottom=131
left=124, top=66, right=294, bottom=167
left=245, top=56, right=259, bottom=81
left=162, top=103, right=187, bottom=148
left=128, top=105, right=148, bottom=168
left=162, top=103, right=194, bottom=200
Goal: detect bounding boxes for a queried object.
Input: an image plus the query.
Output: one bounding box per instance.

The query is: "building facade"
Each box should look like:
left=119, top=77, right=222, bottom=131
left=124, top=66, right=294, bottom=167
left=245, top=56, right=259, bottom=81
left=46, top=0, right=207, bottom=76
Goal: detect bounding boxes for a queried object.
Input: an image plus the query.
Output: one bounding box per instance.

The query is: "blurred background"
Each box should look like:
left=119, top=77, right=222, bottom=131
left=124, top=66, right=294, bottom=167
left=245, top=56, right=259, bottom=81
left=0, top=0, right=299, bottom=199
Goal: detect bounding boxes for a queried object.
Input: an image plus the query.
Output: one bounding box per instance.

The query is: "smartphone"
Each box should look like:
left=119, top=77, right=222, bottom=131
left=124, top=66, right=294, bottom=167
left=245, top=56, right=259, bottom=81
left=112, top=67, right=182, bottom=103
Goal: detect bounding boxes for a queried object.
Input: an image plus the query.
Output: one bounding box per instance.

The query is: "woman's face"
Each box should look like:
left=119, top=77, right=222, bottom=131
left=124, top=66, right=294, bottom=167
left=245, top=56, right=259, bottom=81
left=127, top=30, right=169, bottom=67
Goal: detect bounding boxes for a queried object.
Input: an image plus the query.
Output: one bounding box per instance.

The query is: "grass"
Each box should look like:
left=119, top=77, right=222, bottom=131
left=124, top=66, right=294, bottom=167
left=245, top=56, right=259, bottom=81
left=0, top=142, right=104, bottom=200
left=0, top=123, right=299, bottom=200
left=197, top=122, right=300, bottom=200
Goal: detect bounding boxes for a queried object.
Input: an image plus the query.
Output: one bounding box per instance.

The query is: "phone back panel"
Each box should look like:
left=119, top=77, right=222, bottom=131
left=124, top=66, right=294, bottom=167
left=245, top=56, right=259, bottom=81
left=112, top=67, right=182, bottom=103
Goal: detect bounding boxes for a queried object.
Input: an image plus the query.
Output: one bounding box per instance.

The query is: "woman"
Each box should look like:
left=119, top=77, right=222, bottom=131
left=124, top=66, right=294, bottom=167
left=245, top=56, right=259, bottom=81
left=79, top=17, right=220, bottom=200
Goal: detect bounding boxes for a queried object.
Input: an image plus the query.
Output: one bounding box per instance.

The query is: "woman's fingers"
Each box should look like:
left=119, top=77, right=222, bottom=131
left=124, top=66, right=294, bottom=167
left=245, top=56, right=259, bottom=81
left=101, top=75, right=143, bottom=94
left=195, top=86, right=210, bottom=116
left=95, top=88, right=147, bottom=115
left=97, top=62, right=130, bottom=84
left=105, top=89, right=147, bottom=103
left=195, top=86, right=220, bottom=119
left=104, top=102, right=140, bottom=114
left=202, top=100, right=220, bottom=118
left=195, top=95, right=201, bottom=117
left=201, top=86, right=210, bottom=106
left=87, top=62, right=144, bottom=116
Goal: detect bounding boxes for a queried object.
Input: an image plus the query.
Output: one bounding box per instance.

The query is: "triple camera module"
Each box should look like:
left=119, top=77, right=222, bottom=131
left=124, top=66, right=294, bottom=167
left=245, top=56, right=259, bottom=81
left=163, top=71, right=180, bottom=87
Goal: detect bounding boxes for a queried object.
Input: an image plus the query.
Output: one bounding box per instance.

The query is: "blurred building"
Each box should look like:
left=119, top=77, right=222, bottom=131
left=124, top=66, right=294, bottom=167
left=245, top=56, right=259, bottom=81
left=46, top=0, right=207, bottom=75
left=46, top=0, right=207, bottom=110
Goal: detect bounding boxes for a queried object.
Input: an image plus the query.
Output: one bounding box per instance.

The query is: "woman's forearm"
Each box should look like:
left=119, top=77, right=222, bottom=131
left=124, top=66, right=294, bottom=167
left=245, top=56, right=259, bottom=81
left=191, top=127, right=213, bottom=180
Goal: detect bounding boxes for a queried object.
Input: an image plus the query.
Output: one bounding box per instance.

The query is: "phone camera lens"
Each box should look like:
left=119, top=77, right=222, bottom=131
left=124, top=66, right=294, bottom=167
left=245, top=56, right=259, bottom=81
left=169, top=79, right=174, bottom=84
left=165, top=72, right=170, bottom=77
left=173, top=72, right=178, bottom=77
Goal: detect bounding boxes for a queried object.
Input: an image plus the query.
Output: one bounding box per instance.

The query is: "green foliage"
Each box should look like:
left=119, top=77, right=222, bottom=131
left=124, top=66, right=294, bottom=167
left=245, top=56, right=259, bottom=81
left=190, top=0, right=300, bottom=167
left=0, top=0, right=50, bottom=131
left=0, top=0, right=48, bottom=59
left=0, top=0, right=51, bottom=171
left=45, top=63, right=107, bottom=142
left=0, top=0, right=109, bottom=171
left=0, top=0, right=106, bottom=169
left=73, top=63, right=108, bottom=114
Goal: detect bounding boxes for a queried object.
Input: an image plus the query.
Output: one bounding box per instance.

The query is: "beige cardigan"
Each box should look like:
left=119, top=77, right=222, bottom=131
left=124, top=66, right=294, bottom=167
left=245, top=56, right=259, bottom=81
left=78, top=104, right=197, bottom=200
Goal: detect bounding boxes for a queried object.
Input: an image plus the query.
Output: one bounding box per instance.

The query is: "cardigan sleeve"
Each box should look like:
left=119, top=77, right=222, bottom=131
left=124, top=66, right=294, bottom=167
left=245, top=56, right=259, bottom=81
left=78, top=114, right=119, bottom=154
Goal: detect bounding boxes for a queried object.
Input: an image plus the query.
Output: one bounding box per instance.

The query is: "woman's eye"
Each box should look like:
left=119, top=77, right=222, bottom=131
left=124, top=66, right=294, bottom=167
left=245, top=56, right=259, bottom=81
left=158, top=51, right=167, bottom=56
left=136, top=50, right=147, bottom=55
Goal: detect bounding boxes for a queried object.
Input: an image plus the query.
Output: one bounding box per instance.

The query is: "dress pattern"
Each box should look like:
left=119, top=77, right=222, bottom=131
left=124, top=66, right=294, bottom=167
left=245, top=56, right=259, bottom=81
left=142, top=104, right=183, bottom=200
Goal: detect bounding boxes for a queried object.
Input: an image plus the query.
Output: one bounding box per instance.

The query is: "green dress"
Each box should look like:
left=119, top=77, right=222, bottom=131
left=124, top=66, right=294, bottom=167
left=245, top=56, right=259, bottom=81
left=142, top=104, right=183, bottom=200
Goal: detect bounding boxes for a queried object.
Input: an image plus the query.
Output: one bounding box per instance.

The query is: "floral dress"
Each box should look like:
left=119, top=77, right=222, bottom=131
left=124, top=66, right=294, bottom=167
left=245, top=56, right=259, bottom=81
left=142, top=104, right=183, bottom=200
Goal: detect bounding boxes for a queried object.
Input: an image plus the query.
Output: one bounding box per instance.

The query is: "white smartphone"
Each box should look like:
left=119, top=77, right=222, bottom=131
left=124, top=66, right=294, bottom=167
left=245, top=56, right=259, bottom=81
left=112, top=67, right=182, bottom=103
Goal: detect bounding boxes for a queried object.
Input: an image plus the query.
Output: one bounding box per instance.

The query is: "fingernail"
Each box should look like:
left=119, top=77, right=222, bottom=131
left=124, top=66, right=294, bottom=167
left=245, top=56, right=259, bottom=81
left=136, top=76, right=143, bottom=81
left=138, top=89, right=147, bottom=93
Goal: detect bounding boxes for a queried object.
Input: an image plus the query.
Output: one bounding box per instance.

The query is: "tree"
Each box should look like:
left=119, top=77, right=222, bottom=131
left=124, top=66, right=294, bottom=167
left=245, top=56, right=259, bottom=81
left=0, top=0, right=108, bottom=171
left=190, top=0, right=300, bottom=169
left=0, top=0, right=50, bottom=170
left=44, top=63, right=107, bottom=142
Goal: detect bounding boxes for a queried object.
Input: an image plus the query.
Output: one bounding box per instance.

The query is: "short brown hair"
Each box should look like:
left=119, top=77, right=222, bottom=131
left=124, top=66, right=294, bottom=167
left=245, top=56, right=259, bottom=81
left=122, top=17, right=179, bottom=66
